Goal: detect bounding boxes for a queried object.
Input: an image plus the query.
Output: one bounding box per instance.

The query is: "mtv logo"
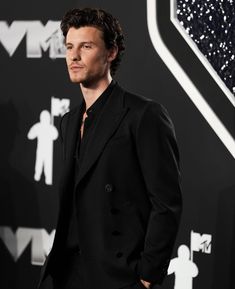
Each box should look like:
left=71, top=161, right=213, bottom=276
left=45, top=28, right=66, bottom=59
left=51, top=97, right=70, bottom=117
left=147, top=0, right=235, bottom=158
left=191, top=231, right=212, bottom=254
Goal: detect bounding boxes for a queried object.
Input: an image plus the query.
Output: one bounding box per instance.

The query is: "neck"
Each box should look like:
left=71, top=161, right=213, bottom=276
left=80, top=74, right=112, bottom=111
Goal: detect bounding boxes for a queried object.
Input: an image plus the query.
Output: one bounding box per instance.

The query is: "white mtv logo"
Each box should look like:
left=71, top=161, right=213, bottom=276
left=0, top=21, right=66, bottom=58
left=190, top=231, right=211, bottom=254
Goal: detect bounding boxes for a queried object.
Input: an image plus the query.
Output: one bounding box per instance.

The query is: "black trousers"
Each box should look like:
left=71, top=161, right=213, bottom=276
left=52, top=252, right=157, bottom=289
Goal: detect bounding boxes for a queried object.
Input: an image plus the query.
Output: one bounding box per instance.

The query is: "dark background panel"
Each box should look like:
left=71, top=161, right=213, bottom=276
left=0, top=0, right=234, bottom=289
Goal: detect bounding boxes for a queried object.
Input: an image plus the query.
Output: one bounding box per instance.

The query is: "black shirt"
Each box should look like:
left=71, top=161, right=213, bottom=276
left=66, top=80, right=116, bottom=252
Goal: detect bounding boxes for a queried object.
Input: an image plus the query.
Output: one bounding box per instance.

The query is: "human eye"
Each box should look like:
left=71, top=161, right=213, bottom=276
left=82, top=43, right=92, bottom=49
left=66, top=45, right=72, bottom=50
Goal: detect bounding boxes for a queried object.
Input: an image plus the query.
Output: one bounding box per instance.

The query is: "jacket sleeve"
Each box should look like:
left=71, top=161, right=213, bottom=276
left=135, top=101, right=182, bottom=285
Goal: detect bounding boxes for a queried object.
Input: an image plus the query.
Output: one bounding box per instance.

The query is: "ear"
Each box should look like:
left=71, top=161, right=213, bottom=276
left=107, top=45, right=118, bottom=62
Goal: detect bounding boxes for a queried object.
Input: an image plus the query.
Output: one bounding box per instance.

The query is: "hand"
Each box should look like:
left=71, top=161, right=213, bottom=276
left=140, top=279, right=151, bottom=288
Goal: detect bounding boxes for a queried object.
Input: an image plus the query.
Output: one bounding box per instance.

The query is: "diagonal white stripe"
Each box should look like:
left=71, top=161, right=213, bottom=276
left=147, top=0, right=235, bottom=159
left=170, top=0, right=235, bottom=108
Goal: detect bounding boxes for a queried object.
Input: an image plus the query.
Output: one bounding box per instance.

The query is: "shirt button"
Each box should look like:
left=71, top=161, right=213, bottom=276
left=105, top=184, right=113, bottom=192
left=116, top=252, right=123, bottom=258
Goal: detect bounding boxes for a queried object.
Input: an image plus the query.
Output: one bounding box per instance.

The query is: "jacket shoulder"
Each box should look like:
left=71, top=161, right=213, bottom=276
left=121, top=87, right=176, bottom=136
left=123, top=88, right=168, bottom=118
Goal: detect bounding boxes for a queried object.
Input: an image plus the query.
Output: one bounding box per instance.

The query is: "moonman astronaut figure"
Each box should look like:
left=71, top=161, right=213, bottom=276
left=28, top=110, right=58, bottom=185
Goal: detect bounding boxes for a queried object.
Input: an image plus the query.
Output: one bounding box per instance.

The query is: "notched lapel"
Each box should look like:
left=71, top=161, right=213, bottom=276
left=75, top=85, right=129, bottom=188
left=64, top=102, right=83, bottom=167
left=58, top=101, right=83, bottom=197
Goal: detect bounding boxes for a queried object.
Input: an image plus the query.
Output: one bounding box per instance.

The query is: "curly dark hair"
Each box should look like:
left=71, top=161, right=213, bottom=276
left=60, top=8, right=125, bottom=76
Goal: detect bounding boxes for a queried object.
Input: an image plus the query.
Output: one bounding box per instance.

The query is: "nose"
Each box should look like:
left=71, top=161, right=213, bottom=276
left=71, top=50, right=81, bottom=61
left=72, top=55, right=79, bottom=61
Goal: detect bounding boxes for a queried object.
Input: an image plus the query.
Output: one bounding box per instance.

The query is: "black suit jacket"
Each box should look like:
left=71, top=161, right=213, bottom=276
left=38, top=83, right=182, bottom=289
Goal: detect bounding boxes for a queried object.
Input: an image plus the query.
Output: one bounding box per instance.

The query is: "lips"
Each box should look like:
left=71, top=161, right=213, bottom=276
left=70, top=65, right=84, bottom=70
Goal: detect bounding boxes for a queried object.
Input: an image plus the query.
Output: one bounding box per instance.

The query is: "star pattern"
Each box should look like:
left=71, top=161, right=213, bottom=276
left=177, top=0, right=235, bottom=95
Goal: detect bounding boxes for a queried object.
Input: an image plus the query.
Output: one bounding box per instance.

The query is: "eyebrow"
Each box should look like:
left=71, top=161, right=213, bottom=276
left=65, top=41, right=95, bottom=46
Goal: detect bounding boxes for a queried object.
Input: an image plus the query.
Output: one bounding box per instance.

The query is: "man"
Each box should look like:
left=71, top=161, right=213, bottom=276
left=38, top=7, right=182, bottom=289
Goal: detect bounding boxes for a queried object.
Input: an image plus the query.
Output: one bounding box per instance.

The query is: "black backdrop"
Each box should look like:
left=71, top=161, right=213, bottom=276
left=0, top=1, right=235, bottom=289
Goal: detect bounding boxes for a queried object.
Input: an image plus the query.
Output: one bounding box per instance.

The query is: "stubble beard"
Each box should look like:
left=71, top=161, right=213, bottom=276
left=70, top=70, right=106, bottom=88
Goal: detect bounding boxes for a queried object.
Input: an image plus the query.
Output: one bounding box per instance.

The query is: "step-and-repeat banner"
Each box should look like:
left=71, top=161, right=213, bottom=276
left=1, top=1, right=235, bottom=289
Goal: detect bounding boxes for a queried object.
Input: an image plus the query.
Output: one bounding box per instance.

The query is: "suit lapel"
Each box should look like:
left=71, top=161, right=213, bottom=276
left=75, top=84, right=129, bottom=188
left=60, top=100, right=83, bottom=193
left=65, top=104, right=82, bottom=162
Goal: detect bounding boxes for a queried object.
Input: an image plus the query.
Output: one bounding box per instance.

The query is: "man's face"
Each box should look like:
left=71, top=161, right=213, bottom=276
left=65, top=26, right=115, bottom=86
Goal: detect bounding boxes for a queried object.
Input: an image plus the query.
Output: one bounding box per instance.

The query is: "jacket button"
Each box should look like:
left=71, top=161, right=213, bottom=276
left=105, top=184, right=113, bottom=192
left=116, top=252, right=123, bottom=258
left=112, top=230, right=121, bottom=236
left=110, top=207, right=120, bottom=215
